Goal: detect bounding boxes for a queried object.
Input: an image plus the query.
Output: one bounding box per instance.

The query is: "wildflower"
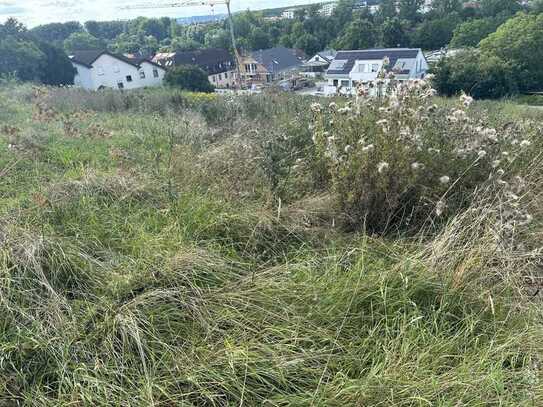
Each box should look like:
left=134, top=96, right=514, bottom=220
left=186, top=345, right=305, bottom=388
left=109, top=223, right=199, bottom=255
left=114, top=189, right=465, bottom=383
left=327, top=136, right=335, bottom=144
left=344, top=145, right=352, bottom=153
left=439, top=175, right=450, bottom=185
left=460, top=93, right=474, bottom=107
left=477, top=150, right=487, bottom=159
left=338, top=106, right=352, bottom=114
left=428, top=147, right=441, bottom=154
left=520, top=140, right=532, bottom=148
left=310, top=103, right=322, bottom=113
left=377, top=161, right=389, bottom=173
left=482, top=128, right=498, bottom=142
left=411, top=162, right=424, bottom=170
left=524, top=214, right=533, bottom=225
left=436, top=200, right=446, bottom=217
left=502, top=151, right=509, bottom=156
left=328, top=102, right=337, bottom=110
left=362, top=144, right=374, bottom=152
left=492, top=159, right=501, bottom=168
left=497, top=169, right=505, bottom=176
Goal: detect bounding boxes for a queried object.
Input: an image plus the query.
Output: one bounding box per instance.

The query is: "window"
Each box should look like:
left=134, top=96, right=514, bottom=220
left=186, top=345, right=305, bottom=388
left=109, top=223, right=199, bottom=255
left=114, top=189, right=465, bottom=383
left=333, top=79, right=339, bottom=86
left=97, top=66, right=104, bottom=75
left=153, top=68, right=159, bottom=78
left=358, top=64, right=366, bottom=73
left=224, top=72, right=228, bottom=79
left=341, top=80, right=350, bottom=87
left=371, top=64, right=379, bottom=72
left=117, top=81, right=124, bottom=89
left=211, top=75, right=216, bottom=82
left=139, top=70, right=146, bottom=79
left=113, top=64, right=120, bottom=73
left=126, top=75, right=132, bottom=82
left=219, top=74, right=222, bottom=80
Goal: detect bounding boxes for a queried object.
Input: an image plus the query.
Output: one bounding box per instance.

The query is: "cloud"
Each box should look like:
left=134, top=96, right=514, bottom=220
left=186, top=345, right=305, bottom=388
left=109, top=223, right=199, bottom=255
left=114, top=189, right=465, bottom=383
left=1, top=0, right=325, bottom=27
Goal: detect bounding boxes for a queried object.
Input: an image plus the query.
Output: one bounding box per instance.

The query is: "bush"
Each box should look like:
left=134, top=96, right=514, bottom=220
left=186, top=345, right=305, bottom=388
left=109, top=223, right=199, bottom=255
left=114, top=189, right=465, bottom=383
left=164, top=65, right=214, bottom=93
left=432, top=49, right=517, bottom=99
left=311, top=78, right=532, bottom=233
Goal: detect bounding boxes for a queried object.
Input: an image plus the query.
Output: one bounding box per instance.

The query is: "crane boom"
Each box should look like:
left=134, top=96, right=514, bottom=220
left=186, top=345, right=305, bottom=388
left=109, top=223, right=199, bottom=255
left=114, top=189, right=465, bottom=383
left=120, top=1, right=228, bottom=10
left=119, top=0, right=245, bottom=88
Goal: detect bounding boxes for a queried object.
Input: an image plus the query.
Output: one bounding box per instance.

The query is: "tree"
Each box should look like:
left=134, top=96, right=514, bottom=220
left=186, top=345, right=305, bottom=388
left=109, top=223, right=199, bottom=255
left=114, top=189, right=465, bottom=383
left=30, top=22, right=83, bottom=46
left=380, top=17, right=410, bottom=47
left=450, top=18, right=501, bottom=47
left=248, top=27, right=271, bottom=50
left=432, top=49, right=517, bottom=98
left=204, top=29, right=231, bottom=49
left=85, top=21, right=125, bottom=40
left=409, top=16, right=460, bottom=50
left=64, top=32, right=105, bottom=53
left=36, top=42, right=75, bottom=85
left=0, top=36, right=44, bottom=81
left=479, top=13, right=543, bottom=91
left=398, top=0, right=423, bottom=21
left=171, top=37, right=202, bottom=51
left=430, top=0, right=462, bottom=16
left=164, top=65, right=214, bottom=92
left=294, top=33, right=320, bottom=55
left=334, top=19, right=377, bottom=49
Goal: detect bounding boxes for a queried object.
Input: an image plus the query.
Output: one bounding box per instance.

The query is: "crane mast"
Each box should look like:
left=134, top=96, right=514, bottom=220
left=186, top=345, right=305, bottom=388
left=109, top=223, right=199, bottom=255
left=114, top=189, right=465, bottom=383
left=120, top=0, right=245, bottom=88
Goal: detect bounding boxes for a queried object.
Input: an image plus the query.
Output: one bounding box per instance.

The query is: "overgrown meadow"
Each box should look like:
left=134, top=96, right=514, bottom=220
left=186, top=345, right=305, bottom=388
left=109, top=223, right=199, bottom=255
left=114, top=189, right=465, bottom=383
left=0, top=82, right=542, bottom=405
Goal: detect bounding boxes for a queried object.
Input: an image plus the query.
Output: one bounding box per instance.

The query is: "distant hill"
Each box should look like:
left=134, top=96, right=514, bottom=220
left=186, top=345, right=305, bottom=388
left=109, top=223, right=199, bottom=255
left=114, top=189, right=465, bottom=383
left=176, top=14, right=227, bottom=25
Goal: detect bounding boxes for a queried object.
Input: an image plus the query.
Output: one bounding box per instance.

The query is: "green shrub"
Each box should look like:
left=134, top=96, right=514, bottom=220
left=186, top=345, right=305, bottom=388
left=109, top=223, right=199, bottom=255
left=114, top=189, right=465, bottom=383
left=164, top=65, right=214, bottom=93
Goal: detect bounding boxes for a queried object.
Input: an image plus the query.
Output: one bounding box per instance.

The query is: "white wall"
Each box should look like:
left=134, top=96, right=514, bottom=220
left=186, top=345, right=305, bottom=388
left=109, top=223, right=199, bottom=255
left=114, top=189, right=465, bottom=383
left=73, top=64, right=93, bottom=89
left=209, top=69, right=237, bottom=88
left=72, top=54, right=165, bottom=91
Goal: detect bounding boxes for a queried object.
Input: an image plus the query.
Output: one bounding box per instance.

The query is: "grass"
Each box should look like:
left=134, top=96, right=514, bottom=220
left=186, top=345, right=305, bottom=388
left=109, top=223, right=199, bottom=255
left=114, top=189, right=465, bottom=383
left=0, top=84, right=541, bottom=405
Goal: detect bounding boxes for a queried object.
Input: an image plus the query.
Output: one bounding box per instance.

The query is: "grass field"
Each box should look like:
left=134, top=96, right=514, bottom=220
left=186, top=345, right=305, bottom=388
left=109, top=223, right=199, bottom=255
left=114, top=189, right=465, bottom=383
left=0, top=83, right=542, bottom=406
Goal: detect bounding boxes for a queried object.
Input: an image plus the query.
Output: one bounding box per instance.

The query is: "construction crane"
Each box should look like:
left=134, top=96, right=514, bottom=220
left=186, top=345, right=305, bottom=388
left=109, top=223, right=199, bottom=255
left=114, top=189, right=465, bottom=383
left=119, top=0, right=245, bottom=88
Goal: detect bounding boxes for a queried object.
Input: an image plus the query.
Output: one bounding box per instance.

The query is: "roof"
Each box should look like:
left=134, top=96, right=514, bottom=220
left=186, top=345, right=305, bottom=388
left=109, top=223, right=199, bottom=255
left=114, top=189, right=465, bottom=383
left=70, top=50, right=163, bottom=70
left=164, top=48, right=235, bottom=75
left=326, top=48, right=421, bottom=75
left=317, top=50, right=337, bottom=62
left=250, top=47, right=306, bottom=73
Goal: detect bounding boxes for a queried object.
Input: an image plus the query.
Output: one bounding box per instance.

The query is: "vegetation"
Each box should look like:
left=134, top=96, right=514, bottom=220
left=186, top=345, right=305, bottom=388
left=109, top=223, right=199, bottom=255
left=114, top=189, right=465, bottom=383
left=0, top=18, right=75, bottom=85
left=164, top=65, right=215, bottom=92
left=0, top=82, right=542, bottom=404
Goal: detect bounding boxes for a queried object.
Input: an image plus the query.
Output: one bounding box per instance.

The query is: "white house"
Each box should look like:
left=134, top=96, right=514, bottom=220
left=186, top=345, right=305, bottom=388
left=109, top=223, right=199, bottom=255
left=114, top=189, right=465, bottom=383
left=324, top=48, right=429, bottom=95
left=70, top=50, right=166, bottom=91
left=320, top=2, right=338, bottom=16
left=281, top=8, right=296, bottom=19
left=301, top=50, right=336, bottom=77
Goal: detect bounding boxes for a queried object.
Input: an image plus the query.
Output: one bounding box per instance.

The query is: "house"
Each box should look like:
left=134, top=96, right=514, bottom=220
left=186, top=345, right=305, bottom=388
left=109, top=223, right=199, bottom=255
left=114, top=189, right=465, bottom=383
left=70, top=50, right=165, bottom=91
left=281, top=8, right=296, bottom=19
left=301, top=50, right=337, bottom=77
left=153, top=48, right=237, bottom=88
left=320, top=2, right=338, bottom=16
left=324, top=48, right=429, bottom=95
left=250, top=47, right=306, bottom=83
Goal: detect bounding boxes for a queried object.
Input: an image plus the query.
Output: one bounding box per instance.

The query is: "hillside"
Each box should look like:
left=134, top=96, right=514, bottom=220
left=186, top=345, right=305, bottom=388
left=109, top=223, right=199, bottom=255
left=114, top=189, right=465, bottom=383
left=0, top=83, right=542, bottom=405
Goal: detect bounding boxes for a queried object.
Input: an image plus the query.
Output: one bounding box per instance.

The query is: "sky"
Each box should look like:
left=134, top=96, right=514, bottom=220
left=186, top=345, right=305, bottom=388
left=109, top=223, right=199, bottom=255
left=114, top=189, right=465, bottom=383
left=0, top=0, right=325, bottom=27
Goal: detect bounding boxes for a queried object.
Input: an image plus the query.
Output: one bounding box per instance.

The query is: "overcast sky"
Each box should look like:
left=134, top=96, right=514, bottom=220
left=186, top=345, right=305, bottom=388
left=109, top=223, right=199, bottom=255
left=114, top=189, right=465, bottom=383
left=0, top=0, right=325, bottom=27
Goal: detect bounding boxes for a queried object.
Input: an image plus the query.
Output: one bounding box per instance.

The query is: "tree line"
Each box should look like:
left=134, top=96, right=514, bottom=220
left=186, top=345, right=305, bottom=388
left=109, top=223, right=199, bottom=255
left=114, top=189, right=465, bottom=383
left=1, top=0, right=543, bottom=97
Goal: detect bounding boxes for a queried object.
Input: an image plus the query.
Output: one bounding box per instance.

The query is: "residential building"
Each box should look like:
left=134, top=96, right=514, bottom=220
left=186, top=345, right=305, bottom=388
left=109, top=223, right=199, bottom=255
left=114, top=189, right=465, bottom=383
left=301, top=49, right=337, bottom=77
left=281, top=8, right=296, bottom=19
left=320, top=2, right=338, bottom=16
left=250, top=47, right=306, bottom=82
left=152, top=48, right=237, bottom=88
left=70, top=50, right=165, bottom=91
left=324, top=48, right=429, bottom=95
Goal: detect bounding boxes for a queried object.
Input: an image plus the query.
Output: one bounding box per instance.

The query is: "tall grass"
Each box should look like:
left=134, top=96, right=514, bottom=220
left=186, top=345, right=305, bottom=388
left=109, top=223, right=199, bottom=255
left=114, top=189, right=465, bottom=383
left=0, top=84, right=541, bottom=405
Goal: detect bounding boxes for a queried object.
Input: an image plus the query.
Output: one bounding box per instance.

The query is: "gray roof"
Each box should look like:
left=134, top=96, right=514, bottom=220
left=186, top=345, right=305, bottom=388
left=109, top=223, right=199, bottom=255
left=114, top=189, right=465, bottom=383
left=317, top=49, right=337, bottom=62
left=327, top=48, right=421, bottom=75
left=70, top=50, right=163, bottom=70
left=251, top=47, right=306, bottom=74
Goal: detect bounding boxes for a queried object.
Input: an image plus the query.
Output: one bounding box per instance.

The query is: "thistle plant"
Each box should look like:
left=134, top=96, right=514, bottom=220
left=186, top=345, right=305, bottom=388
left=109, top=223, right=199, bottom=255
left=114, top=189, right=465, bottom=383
left=311, top=79, right=536, bottom=232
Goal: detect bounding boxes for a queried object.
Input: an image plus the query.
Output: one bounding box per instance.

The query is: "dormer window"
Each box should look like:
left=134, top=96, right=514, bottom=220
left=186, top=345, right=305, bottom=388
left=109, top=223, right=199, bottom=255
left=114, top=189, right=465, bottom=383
left=97, top=66, right=104, bottom=75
